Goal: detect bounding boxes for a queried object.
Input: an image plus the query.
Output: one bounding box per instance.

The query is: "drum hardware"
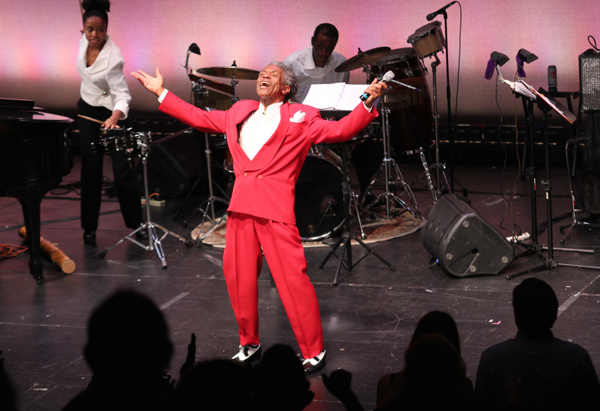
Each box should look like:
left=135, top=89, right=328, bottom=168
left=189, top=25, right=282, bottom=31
left=408, top=15, right=458, bottom=196
left=335, top=48, right=422, bottom=219
left=186, top=130, right=231, bottom=247
left=318, top=141, right=394, bottom=285
left=99, top=131, right=193, bottom=267
left=361, top=94, right=421, bottom=220
left=407, top=23, right=445, bottom=193
left=334, top=46, right=391, bottom=73
left=175, top=74, right=236, bottom=243
left=195, top=63, right=261, bottom=80
left=296, top=146, right=345, bottom=241
left=356, top=66, right=420, bottom=219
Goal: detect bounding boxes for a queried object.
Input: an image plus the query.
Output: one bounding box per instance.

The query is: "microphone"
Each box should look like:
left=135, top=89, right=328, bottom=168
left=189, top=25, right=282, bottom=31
left=360, top=71, right=395, bottom=101
left=426, top=1, right=457, bottom=21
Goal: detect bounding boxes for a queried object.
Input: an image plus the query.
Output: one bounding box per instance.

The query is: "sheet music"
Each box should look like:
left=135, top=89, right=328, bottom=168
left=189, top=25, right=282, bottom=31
left=502, top=79, right=537, bottom=101
left=302, top=83, right=367, bottom=111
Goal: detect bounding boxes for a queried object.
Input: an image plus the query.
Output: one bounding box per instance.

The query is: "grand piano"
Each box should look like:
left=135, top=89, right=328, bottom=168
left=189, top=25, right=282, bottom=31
left=0, top=98, right=73, bottom=284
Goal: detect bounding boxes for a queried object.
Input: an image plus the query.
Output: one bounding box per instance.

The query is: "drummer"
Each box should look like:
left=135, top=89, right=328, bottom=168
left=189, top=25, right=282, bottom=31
left=283, top=23, right=349, bottom=103
left=284, top=23, right=382, bottom=201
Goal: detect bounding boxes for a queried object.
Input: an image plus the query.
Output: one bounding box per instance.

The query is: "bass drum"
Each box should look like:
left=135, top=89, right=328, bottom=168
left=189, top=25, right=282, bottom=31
left=370, top=47, right=432, bottom=155
left=295, top=147, right=344, bottom=241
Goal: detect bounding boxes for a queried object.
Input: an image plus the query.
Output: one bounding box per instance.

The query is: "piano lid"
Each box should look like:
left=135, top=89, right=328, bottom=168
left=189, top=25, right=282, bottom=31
left=0, top=98, right=72, bottom=123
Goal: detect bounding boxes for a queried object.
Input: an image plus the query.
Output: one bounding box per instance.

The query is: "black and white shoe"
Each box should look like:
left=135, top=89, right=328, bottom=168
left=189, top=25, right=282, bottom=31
left=232, top=343, right=261, bottom=363
left=302, top=349, right=326, bottom=374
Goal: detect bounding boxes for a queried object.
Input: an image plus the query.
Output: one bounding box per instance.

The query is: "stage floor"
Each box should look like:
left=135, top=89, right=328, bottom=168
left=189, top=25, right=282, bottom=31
left=1, top=154, right=600, bottom=410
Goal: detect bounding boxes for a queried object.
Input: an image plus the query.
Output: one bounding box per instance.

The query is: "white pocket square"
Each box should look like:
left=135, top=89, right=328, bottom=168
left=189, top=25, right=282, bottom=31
left=290, top=111, right=306, bottom=123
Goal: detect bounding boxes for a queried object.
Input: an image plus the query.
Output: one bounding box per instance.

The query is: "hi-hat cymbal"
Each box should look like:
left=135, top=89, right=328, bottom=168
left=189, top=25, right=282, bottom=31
left=335, top=47, right=392, bottom=72
left=195, top=66, right=260, bottom=80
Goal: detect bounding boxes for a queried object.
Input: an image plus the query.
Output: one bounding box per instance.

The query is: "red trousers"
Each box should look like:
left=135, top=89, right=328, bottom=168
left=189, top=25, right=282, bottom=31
left=223, top=212, right=325, bottom=358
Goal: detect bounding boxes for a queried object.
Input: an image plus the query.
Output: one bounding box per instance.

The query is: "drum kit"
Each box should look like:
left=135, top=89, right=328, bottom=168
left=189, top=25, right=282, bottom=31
left=89, top=127, right=193, bottom=266
left=178, top=20, right=448, bottom=245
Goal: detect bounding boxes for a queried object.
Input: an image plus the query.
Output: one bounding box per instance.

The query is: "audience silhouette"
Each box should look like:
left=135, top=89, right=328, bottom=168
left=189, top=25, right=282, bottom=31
left=474, top=277, right=600, bottom=410
left=322, top=310, right=473, bottom=411
left=1, top=350, right=17, bottom=411
left=376, top=310, right=472, bottom=407
left=252, top=343, right=315, bottom=411
left=173, top=358, right=251, bottom=410
left=5, top=279, right=596, bottom=410
left=62, top=289, right=175, bottom=410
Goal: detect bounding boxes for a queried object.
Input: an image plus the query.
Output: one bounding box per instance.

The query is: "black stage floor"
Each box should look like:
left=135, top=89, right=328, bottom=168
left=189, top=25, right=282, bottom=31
left=1, top=153, right=600, bottom=410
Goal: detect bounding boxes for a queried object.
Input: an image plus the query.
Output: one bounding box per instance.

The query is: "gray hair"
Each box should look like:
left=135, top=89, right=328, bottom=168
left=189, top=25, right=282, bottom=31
left=268, top=61, right=298, bottom=102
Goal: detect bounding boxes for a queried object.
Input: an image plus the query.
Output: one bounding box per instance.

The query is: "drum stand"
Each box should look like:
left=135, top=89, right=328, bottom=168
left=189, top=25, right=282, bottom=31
left=178, top=78, right=234, bottom=246
left=319, top=142, right=394, bottom=285
left=99, top=133, right=193, bottom=267
left=188, top=131, right=230, bottom=246
left=362, top=97, right=421, bottom=220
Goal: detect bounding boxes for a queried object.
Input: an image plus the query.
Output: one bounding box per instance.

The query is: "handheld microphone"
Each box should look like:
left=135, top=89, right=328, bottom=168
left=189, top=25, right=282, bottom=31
left=360, top=71, right=395, bottom=101
left=426, top=1, right=457, bottom=21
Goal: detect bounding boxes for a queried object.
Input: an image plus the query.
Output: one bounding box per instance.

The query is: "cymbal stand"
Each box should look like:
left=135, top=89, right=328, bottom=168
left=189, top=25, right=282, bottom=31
left=362, top=68, right=421, bottom=219
left=319, top=142, right=395, bottom=285
left=99, top=132, right=193, bottom=267
left=188, top=131, right=231, bottom=246
left=184, top=79, right=235, bottom=246
left=174, top=79, right=230, bottom=222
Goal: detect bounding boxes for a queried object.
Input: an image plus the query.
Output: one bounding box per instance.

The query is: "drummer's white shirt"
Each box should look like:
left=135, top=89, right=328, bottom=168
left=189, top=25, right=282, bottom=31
left=283, top=48, right=350, bottom=104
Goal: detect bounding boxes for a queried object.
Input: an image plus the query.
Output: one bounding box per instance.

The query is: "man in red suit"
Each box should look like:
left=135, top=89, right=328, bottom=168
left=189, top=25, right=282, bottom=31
left=132, top=62, right=386, bottom=373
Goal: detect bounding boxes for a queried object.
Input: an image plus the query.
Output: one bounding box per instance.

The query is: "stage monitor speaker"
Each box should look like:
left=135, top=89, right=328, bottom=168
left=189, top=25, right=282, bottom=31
left=580, top=49, right=600, bottom=112
left=421, top=194, right=514, bottom=277
left=141, top=128, right=204, bottom=199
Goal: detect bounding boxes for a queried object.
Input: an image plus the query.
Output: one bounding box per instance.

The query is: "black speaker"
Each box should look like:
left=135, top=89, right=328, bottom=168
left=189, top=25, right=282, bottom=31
left=142, top=128, right=204, bottom=199
left=580, top=49, right=600, bottom=112
left=421, top=194, right=514, bottom=277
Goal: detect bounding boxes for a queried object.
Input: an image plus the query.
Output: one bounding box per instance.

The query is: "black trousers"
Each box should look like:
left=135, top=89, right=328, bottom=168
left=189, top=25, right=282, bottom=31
left=77, top=99, right=142, bottom=231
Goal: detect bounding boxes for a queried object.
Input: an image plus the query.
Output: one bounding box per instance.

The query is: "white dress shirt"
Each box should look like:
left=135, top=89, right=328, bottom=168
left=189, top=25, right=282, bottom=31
left=159, top=90, right=282, bottom=160
left=77, top=34, right=131, bottom=118
left=238, top=102, right=282, bottom=160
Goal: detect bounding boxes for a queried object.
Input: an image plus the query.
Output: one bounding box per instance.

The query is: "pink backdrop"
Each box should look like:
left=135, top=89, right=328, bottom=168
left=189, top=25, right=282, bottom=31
left=0, top=0, right=598, bottom=121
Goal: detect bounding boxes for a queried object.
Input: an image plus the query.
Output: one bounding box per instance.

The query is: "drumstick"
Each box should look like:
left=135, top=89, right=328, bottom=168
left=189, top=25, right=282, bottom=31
left=18, top=226, right=76, bottom=274
left=78, top=114, right=105, bottom=124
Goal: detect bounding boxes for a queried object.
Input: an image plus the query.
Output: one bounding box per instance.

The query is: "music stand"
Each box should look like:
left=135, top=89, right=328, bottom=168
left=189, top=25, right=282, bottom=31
left=502, top=79, right=600, bottom=279
left=99, top=132, right=193, bottom=267
left=319, top=138, right=395, bottom=285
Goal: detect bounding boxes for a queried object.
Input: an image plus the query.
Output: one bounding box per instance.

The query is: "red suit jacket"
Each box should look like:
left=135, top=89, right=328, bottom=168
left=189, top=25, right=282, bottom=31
left=160, top=92, right=379, bottom=225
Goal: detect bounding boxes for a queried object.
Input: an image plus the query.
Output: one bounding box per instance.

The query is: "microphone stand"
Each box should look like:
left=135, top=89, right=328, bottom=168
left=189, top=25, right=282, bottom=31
left=442, top=10, right=454, bottom=193
left=319, top=141, right=395, bottom=285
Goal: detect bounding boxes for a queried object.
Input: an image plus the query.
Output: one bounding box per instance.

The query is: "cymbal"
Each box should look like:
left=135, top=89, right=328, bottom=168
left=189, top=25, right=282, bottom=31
left=188, top=72, right=234, bottom=96
left=195, top=66, right=260, bottom=80
left=335, top=47, right=392, bottom=72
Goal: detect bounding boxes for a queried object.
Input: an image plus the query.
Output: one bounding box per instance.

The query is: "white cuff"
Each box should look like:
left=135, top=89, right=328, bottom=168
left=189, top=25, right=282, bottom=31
left=158, top=89, right=169, bottom=103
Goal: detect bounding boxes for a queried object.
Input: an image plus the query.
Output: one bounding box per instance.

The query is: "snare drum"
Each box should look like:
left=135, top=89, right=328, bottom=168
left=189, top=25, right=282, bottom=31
left=407, top=21, right=445, bottom=59
left=295, top=147, right=344, bottom=241
left=92, top=129, right=137, bottom=154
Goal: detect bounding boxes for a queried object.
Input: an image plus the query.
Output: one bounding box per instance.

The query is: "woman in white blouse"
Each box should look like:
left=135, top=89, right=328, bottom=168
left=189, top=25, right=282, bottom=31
left=77, top=0, right=144, bottom=245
